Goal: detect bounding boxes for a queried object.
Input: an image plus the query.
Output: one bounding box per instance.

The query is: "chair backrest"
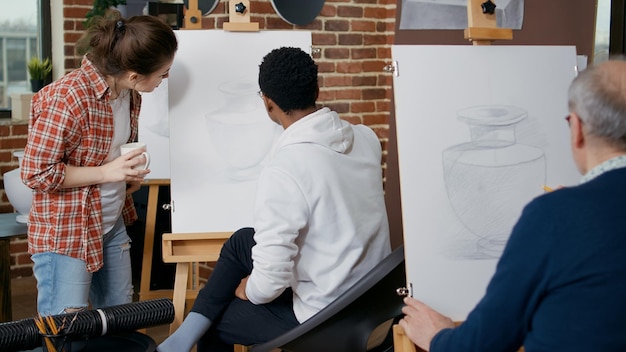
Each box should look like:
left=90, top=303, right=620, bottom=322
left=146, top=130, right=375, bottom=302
left=250, top=245, right=406, bottom=352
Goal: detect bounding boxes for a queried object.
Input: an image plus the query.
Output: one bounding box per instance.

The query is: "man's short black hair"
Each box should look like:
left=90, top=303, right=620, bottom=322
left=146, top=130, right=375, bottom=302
left=258, top=47, right=318, bottom=114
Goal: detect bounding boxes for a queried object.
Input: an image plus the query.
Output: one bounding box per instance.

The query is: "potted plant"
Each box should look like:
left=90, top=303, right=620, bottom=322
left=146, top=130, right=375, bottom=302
left=27, top=57, right=52, bottom=92
left=84, top=0, right=127, bottom=27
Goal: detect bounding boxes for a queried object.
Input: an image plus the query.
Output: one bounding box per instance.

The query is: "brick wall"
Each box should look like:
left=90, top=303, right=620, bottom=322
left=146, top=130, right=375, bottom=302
left=4, top=0, right=397, bottom=278
left=0, top=122, right=31, bottom=277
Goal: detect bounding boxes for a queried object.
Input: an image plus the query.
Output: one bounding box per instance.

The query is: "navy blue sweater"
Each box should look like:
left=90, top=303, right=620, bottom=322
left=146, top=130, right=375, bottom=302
left=431, top=167, right=626, bottom=351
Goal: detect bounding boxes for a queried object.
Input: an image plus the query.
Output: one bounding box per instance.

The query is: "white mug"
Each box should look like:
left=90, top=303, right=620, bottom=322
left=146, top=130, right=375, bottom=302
left=120, top=142, right=151, bottom=170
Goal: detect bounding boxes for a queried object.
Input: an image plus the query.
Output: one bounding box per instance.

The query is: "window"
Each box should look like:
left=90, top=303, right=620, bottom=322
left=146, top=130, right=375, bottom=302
left=595, top=0, right=611, bottom=63
left=0, top=0, right=51, bottom=115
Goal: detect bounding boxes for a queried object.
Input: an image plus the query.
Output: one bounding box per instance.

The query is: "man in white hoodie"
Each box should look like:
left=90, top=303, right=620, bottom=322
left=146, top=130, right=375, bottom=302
left=158, top=47, right=391, bottom=352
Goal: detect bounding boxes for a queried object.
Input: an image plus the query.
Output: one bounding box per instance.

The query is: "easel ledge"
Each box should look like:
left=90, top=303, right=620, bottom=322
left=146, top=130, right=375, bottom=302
left=464, top=0, right=513, bottom=45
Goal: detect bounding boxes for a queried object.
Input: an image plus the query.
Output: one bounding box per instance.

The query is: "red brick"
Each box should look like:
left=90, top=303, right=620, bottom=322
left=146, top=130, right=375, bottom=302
left=324, top=48, right=350, bottom=59
left=298, top=19, right=323, bottom=31
left=352, top=101, right=376, bottom=113
left=325, top=20, right=350, bottom=32
left=363, top=60, right=386, bottom=72
left=267, top=17, right=295, bottom=29
left=364, top=7, right=388, bottom=19
left=364, top=34, right=388, bottom=45
left=352, top=48, right=377, bottom=59
left=351, top=20, right=376, bottom=32
left=10, top=241, right=28, bottom=254
left=377, top=47, right=391, bottom=58
left=313, top=33, right=337, bottom=46
left=336, top=89, right=361, bottom=100
left=66, top=0, right=93, bottom=5
left=0, top=126, right=10, bottom=137
left=323, top=76, right=352, bottom=87
left=320, top=4, right=337, bottom=17
left=317, top=61, right=336, bottom=73
left=318, top=90, right=336, bottom=102
left=11, top=125, right=29, bottom=136
left=363, top=113, right=391, bottom=125
left=352, top=75, right=377, bottom=86
left=362, top=88, right=387, bottom=100
left=254, top=2, right=275, bottom=14
left=16, top=253, right=33, bottom=265
left=377, top=101, right=392, bottom=113
left=63, top=20, right=74, bottom=30
left=0, top=152, right=13, bottom=163
left=337, top=6, right=364, bottom=18
left=377, top=21, right=393, bottom=32
left=63, top=7, right=89, bottom=19
left=337, top=62, right=362, bottom=74
left=64, top=32, right=83, bottom=43
left=338, top=33, right=363, bottom=46
left=0, top=139, right=28, bottom=150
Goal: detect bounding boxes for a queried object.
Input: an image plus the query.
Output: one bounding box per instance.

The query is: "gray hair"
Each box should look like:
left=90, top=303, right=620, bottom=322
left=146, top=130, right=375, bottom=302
left=568, top=59, right=626, bottom=150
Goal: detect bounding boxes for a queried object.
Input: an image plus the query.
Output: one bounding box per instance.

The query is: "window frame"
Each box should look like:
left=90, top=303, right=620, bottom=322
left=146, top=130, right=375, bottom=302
left=0, top=0, right=52, bottom=119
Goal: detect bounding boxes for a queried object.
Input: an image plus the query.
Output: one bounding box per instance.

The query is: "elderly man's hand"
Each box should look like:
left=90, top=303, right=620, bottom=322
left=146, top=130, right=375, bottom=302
left=398, top=297, right=455, bottom=351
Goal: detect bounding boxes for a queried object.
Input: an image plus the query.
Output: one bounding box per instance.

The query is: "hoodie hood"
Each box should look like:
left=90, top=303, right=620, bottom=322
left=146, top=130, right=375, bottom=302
left=272, top=107, right=354, bottom=155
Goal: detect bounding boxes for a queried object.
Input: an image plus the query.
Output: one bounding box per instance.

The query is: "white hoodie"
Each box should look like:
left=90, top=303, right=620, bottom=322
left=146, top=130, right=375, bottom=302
left=246, top=107, right=391, bottom=322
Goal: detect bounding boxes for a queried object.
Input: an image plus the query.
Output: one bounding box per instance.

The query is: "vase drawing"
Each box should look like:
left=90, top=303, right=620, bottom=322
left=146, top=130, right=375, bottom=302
left=442, top=105, right=545, bottom=257
left=3, top=150, right=33, bottom=223
left=205, top=78, right=281, bottom=182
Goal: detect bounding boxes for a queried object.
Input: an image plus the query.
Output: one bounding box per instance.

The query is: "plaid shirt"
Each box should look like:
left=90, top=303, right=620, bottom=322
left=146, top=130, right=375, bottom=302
left=22, top=56, right=140, bottom=273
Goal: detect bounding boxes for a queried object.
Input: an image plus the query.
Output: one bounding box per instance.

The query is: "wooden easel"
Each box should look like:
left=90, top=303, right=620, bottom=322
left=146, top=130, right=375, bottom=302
left=464, top=0, right=513, bottom=45
left=184, top=0, right=203, bottom=29
left=138, top=179, right=173, bottom=301
left=223, top=0, right=259, bottom=32
left=392, top=1, right=513, bottom=350
left=161, top=232, right=232, bottom=334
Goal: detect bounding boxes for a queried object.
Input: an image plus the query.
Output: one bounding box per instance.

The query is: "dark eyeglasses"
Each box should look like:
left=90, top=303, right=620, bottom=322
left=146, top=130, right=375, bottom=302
left=565, top=115, right=571, bottom=125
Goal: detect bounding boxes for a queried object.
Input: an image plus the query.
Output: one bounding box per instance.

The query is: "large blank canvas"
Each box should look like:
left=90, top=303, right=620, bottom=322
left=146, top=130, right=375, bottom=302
left=393, top=45, right=580, bottom=320
left=168, top=30, right=311, bottom=233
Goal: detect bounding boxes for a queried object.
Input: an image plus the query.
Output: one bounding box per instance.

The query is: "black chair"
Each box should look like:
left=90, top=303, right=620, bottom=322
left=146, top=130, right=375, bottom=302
left=250, top=245, right=406, bottom=352
left=147, top=2, right=184, bottom=29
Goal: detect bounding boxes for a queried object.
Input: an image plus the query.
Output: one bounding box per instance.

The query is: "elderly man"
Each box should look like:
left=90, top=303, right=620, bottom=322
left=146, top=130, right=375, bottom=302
left=400, top=59, right=626, bottom=351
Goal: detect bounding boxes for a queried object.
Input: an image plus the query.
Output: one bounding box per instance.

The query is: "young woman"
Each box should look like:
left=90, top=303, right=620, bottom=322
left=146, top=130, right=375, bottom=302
left=21, top=11, right=177, bottom=315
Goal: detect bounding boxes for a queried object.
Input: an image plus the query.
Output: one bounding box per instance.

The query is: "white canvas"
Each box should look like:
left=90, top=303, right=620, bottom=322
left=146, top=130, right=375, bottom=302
left=392, top=45, right=580, bottom=321
left=168, top=30, right=312, bottom=233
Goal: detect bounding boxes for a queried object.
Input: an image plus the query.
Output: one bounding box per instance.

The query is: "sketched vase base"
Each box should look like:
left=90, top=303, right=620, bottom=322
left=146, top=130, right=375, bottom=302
left=475, top=236, right=507, bottom=258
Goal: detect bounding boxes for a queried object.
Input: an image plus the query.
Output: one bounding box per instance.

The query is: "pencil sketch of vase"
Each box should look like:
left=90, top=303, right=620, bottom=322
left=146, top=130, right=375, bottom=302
left=442, top=105, right=546, bottom=257
left=205, top=78, right=281, bottom=182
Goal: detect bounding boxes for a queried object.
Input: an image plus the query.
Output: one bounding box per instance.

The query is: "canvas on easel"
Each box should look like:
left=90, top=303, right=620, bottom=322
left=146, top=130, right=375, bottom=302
left=392, top=44, right=580, bottom=321
left=167, top=30, right=312, bottom=233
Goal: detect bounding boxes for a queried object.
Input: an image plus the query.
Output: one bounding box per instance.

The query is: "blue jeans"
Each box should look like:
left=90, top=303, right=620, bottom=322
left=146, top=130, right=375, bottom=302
left=31, top=216, right=133, bottom=315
